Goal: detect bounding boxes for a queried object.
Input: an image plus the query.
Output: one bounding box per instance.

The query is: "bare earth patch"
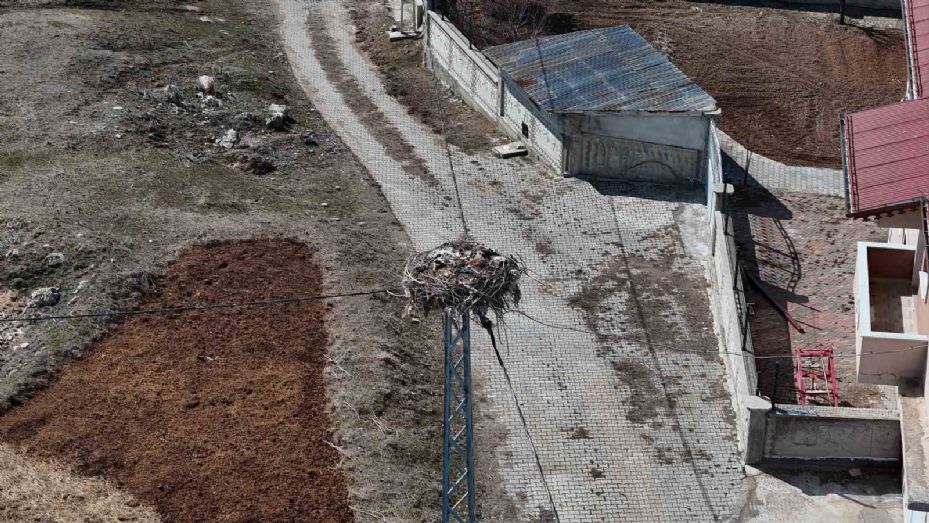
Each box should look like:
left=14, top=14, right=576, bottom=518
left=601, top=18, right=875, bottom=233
left=0, top=240, right=354, bottom=522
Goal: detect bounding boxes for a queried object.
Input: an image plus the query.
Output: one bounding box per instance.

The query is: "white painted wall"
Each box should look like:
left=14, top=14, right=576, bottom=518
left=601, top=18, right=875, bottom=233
left=425, top=12, right=500, bottom=120
left=572, top=112, right=710, bottom=151
left=499, top=78, right=564, bottom=172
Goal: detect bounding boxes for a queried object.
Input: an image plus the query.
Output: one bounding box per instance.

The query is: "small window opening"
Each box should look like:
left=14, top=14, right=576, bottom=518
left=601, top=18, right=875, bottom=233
left=521, top=122, right=529, bottom=138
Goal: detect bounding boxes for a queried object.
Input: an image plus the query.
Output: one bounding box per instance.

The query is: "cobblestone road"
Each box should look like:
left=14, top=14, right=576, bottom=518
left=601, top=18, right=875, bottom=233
left=719, top=130, right=844, bottom=197
left=279, top=1, right=745, bottom=520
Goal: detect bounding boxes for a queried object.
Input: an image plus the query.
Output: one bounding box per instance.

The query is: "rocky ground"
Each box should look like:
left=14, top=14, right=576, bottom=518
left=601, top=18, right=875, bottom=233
left=0, top=0, right=446, bottom=520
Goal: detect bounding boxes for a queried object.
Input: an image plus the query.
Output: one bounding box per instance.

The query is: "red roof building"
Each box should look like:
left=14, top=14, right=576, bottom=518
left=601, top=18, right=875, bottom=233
left=842, top=97, right=929, bottom=218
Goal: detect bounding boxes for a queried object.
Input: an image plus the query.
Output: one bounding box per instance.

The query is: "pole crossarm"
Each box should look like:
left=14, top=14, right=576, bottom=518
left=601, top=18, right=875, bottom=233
left=442, top=309, right=476, bottom=523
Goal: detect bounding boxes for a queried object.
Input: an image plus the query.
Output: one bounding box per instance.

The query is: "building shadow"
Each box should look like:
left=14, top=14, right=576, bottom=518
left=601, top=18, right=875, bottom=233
left=723, top=158, right=809, bottom=403
left=580, top=176, right=707, bottom=206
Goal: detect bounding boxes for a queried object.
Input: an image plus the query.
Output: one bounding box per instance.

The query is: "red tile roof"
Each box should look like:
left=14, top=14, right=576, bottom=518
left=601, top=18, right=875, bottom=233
left=906, top=0, right=929, bottom=98
left=843, top=97, right=929, bottom=218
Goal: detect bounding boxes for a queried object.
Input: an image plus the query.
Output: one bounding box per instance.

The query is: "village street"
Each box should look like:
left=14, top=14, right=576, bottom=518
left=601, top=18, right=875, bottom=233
left=279, top=0, right=745, bottom=520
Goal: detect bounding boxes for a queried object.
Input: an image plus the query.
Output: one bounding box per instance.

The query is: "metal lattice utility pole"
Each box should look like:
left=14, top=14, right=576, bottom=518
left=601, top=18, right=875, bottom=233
left=442, top=309, right=476, bottom=523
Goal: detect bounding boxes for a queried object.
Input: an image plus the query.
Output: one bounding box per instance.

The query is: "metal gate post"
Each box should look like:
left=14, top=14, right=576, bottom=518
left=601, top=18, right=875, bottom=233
left=442, top=309, right=476, bottom=523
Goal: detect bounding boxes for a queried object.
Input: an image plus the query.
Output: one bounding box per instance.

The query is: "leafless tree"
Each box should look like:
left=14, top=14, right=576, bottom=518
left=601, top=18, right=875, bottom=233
left=484, top=0, right=553, bottom=43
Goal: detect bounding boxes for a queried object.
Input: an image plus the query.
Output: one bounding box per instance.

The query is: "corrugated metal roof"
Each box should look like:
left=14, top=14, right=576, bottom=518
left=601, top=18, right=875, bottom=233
left=905, top=0, right=929, bottom=98
left=483, top=25, right=717, bottom=114
left=843, top=97, right=929, bottom=218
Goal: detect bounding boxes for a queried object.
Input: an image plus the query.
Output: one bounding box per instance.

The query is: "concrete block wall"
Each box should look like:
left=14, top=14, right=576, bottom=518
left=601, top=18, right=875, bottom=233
left=499, top=79, right=564, bottom=172
left=424, top=11, right=500, bottom=120
left=764, top=407, right=901, bottom=463
left=425, top=12, right=565, bottom=172
left=708, top=207, right=757, bottom=458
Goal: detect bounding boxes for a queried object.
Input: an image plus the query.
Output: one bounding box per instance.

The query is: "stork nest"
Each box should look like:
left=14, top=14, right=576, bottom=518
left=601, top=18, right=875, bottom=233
left=401, top=238, right=523, bottom=318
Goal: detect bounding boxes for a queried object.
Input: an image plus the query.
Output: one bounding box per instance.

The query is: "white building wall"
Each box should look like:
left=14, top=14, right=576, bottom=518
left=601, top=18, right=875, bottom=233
left=499, top=79, right=563, bottom=172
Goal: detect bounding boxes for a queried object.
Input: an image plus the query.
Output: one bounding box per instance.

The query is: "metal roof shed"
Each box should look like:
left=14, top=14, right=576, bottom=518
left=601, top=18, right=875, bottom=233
left=483, top=25, right=717, bottom=115
left=483, top=25, right=718, bottom=184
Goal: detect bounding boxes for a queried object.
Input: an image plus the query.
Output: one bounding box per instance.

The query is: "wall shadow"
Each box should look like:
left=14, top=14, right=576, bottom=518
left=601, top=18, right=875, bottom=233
left=723, top=158, right=807, bottom=403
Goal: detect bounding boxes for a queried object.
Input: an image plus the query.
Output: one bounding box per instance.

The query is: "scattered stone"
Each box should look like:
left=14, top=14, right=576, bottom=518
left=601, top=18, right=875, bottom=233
left=14, top=342, right=29, bottom=351
left=156, top=84, right=181, bottom=105
left=197, top=75, right=217, bottom=94
left=201, top=94, right=222, bottom=108
left=691, top=5, right=702, bottom=12
left=301, top=131, right=318, bottom=146
left=181, top=4, right=201, bottom=12
left=44, top=252, right=65, bottom=267
left=199, top=16, right=226, bottom=23
left=29, top=287, right=61, bottom=308
left=320, top=202, right=329, bottom=207
left=849, top=468, right=863, bottom=477
left=217, top=128, right=238, bottom=149
left=73, top=280, right=89, bottom=294
left=266, top=104, right=288, bottom=130
left=233, top=112, right=256, bottom=128
left=5, top=249, right=19, bottom=259
left=127, top=272, right=155, bottom=296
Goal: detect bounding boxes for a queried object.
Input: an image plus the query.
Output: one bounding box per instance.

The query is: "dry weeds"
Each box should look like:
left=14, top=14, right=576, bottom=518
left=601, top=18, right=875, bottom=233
left=0, top=443, right=160, bottom=523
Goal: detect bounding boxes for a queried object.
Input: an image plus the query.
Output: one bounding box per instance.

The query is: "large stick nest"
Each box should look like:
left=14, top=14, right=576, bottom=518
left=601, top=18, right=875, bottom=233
left=401, top=238, right=523, bottom=318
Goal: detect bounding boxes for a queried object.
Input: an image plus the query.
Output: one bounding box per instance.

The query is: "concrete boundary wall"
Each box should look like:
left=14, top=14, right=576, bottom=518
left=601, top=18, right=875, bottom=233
left=764, top=406, right=901, bottom=463
left=708, top=204, right=757, bottom=458
left=424, top=11, right=500, bottom=120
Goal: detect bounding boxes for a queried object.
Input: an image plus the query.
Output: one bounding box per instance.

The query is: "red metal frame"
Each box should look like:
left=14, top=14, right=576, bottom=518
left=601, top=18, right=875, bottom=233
left=795, top=347, right=839, bottom=407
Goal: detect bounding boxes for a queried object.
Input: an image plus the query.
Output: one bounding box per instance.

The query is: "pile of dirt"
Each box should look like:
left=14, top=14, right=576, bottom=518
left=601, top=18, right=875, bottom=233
left=0, top=240, right=353, bottom=522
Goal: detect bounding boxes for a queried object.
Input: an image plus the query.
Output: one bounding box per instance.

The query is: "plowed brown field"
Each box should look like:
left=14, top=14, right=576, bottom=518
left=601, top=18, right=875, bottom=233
left=0, top=239, right=353, bottom=523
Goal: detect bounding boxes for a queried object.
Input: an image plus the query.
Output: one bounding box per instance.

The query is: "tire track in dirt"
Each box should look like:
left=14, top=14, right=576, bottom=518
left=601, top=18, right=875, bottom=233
left=305, top=9, right=436, bottom=187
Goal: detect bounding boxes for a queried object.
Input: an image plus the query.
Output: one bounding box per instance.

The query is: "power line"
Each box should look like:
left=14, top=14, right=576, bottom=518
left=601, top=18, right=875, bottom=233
left=0, top=288, right=394, bottom=323
left=508, top=308, right=929, bottom=361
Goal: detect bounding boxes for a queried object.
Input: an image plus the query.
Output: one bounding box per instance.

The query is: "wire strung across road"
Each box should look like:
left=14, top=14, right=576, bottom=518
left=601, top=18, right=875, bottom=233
left=6, top=289, right=924, bottom=362
left=510, top=308, right=929, bottom=360
left=0, top=288, right=394, bottom=323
